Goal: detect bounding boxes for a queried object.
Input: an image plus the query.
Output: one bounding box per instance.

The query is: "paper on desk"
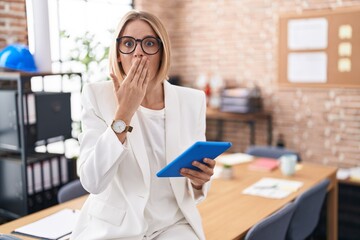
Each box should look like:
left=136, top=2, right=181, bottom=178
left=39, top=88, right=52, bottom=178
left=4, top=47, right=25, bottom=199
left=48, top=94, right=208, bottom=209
left=217, top=153, right=254, bottom=166
left=242, top=177, right=303, bottom=199
left=13, top=209, right=79, bottom=240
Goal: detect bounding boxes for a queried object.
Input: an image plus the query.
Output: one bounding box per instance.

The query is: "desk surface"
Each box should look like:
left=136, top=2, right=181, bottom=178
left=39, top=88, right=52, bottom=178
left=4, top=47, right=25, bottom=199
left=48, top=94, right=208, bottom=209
left=0, top=162, right=337, bottom=240
left=199, top=162, right=337, bottom=240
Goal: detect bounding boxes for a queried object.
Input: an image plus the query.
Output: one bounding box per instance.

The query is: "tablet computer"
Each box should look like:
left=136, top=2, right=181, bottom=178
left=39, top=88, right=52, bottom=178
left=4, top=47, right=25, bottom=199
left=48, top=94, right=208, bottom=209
left=156, top=141, right=232, bottom=177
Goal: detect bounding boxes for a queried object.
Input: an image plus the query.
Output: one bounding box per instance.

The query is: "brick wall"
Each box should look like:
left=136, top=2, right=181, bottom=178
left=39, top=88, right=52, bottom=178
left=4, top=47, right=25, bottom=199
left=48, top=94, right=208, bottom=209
left=0, top=0, right=28, bottom=49
left=136, top=0, right=360, bottom=167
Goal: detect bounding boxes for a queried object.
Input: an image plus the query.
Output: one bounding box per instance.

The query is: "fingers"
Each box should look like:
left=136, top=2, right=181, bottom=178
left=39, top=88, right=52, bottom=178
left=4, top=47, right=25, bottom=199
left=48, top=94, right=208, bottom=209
left=132, top=57, right=148, bottom=85
left=139, top=60, right=150, bottom=88
left=192, top=159, right=215, bottom=175
left=110, top=73, right=120, bottom=90
left=124, top=57, right=147, bottom=84
left=180, top=158, right=216, bottom=187
left=124, top=57, right=141, bottom=83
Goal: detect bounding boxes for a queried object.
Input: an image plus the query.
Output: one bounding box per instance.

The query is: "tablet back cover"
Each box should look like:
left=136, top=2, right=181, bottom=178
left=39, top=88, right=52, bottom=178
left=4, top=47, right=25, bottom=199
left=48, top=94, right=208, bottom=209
left=157, top=141, right=232, bottom=177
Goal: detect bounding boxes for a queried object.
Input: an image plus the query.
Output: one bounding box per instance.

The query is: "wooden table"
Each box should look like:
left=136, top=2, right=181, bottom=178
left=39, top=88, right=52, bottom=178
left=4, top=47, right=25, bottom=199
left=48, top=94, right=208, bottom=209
left=206, top=108, right=272, bottom=145
left=0, top=162, right=337, bottom=240
left=198, top=162, right=338, bottom=240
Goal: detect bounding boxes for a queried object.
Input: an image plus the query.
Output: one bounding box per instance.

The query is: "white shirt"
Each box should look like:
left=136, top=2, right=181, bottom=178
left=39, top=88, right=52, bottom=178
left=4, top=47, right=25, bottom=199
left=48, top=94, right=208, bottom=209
left=137, top=105, right=185, bottom=236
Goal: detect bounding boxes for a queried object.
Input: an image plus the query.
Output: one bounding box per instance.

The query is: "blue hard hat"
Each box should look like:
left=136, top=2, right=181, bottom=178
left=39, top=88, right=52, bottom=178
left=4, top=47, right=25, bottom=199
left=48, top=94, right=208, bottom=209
left=0, top=44, right=38, bottom=72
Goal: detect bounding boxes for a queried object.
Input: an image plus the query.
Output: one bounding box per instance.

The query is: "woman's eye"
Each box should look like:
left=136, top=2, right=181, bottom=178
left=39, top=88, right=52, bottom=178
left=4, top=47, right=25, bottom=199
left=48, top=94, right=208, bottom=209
left=144, top=40, right=155, bottom=47
left=124, top=41, right=134, bottom=47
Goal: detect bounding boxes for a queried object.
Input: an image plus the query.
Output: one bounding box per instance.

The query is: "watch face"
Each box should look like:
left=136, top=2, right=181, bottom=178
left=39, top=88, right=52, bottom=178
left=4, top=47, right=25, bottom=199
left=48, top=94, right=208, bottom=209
left=112, top=120, right=126, bottom=133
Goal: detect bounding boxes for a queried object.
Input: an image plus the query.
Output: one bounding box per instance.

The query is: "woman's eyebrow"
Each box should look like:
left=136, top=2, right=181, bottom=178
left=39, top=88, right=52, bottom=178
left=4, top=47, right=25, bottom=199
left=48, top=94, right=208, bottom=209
left=144, top=34, right=157, bottom=38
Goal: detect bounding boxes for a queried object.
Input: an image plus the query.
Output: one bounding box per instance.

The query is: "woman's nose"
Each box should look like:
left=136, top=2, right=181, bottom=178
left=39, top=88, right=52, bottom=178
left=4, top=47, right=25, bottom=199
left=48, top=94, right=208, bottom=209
left=133, top=42, right=145, bottom=57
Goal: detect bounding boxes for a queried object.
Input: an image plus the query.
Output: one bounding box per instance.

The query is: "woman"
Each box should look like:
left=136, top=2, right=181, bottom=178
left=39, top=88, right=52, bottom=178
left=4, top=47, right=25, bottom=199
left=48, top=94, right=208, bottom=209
left=71, top=10, right=215, bottom=240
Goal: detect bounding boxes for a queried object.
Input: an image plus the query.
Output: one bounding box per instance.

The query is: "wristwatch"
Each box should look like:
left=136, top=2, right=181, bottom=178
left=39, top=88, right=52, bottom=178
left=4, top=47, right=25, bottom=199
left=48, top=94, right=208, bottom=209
left=111, top=120, right=133, bottom=134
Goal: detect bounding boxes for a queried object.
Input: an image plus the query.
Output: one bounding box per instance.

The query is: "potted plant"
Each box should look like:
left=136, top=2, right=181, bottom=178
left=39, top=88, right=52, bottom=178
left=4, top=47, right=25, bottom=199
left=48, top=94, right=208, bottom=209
left=221, top=164, right=234, bottom=179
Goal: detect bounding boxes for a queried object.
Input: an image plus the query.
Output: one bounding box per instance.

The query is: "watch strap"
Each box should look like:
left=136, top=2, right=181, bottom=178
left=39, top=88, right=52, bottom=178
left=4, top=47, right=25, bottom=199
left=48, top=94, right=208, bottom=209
left=124, top=125, right=133, bottom=133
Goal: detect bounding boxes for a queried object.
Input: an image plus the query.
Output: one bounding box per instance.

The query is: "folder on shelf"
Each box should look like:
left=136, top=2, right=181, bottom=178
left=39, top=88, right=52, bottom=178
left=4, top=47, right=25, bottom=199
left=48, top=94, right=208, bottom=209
left=27, top=165, right=34, bottom=195
left=33, top=162, right=42, bottom=193
left=51, top=157, right=61, bottom=186
left=43, top=160, right=52, bottom=190
left=12, top=208, right=80, bottom=240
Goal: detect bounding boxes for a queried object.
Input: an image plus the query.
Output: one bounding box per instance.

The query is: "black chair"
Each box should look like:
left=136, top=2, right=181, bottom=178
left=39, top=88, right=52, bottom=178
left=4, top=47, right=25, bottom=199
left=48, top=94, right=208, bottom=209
left=57, top=179, right=88, bottom=203
left=0, top=235, right=22, bottom=240
left=286, top=179, right=330, bottom=240
left=244, top=202, right=297, bottom=240
left=246, top=145, right=301, bottom=162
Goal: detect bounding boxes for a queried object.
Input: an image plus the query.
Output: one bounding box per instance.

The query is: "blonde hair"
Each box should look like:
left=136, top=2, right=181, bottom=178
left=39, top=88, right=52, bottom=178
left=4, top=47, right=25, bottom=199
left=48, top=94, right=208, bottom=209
left=109, top=10, right=171, bottom=83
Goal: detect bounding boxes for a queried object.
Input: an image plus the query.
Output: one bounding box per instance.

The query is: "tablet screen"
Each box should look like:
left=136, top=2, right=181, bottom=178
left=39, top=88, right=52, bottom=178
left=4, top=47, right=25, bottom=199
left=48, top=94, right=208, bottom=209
left=156, top=141, right=232, bottom=177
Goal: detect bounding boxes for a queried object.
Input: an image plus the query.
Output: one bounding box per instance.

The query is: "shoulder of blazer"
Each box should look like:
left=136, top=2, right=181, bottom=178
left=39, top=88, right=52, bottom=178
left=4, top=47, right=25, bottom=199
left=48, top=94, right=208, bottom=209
left=169, top=83, right=205, bottom=101
left=83, top=81, right=113, bottom=95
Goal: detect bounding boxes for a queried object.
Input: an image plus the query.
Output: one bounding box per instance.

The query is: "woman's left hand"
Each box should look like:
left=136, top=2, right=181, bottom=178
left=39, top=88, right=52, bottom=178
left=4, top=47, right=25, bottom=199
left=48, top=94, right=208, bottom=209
left=180, top=158, right=216, bottom=190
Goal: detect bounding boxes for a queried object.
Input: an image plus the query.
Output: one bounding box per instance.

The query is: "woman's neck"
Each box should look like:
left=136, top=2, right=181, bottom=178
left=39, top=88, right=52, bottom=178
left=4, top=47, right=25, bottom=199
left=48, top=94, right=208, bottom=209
left=141, top=81, right=164, bottom=110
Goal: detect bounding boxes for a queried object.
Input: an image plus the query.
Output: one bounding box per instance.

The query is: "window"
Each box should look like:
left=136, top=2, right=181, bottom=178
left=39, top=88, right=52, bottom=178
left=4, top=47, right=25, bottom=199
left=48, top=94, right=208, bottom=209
left=48, top=0, right=133, bottom=81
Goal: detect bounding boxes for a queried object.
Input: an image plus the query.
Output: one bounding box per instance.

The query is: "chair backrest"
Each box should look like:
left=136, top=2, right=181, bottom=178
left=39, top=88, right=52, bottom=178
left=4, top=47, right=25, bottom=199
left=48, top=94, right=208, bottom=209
left=57, top=179, right=87, bottom=203
left=246, top=145, right=301, bottom=161
left=0, top=234, right=22, bottom=240
left=244, top=202, right=297, bottom=240
left=286, top=179, right=330, bottom=240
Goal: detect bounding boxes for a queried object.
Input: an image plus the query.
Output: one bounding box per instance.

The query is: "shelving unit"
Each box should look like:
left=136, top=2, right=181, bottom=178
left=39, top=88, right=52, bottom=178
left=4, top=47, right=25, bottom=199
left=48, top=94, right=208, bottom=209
left=0, top=72, right=82, bottom=220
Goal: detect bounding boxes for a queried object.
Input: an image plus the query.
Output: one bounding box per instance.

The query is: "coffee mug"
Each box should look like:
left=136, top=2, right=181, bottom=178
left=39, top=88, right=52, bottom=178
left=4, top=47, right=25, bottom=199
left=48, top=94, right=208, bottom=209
left=280, top=154, right=297, bottom=176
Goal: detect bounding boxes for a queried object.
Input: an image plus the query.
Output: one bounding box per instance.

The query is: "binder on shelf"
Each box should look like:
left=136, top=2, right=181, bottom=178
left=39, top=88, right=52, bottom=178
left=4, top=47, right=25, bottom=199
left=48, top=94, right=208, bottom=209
left=33, top=162, right=42, bottom=193
left=0, top=152, right=70, bottom=217
left=0, top=91, right=72, bottom=151
left=35, top=92, right=72, bottom=141
left=43, top=160, right=52, bottom=190
left=23, top=93, right=36, bottom=124
left=27, top=164, right=34, bottom=195
left=220, top=87, right=263, bottom=113
left=51, top=157, right=61, bottom=187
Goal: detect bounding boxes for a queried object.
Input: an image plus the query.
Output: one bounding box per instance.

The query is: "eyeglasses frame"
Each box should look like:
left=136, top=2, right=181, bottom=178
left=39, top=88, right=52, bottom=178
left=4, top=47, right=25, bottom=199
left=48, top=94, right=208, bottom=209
left=116, top=36, right=162, bottom=55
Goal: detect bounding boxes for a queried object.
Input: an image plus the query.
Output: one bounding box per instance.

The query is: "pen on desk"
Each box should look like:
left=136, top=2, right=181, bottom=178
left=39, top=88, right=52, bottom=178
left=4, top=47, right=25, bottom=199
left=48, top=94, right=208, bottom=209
left=254, top=184, right=278, bottom=189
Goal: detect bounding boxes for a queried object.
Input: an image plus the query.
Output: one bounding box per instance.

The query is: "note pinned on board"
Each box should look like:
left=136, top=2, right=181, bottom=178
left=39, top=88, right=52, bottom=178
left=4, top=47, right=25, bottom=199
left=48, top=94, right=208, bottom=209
left=12, top=208, right=79, bottom=240
left=288, top=18, right=328, bottom=50
left=287, top=52, right=327, bottom=83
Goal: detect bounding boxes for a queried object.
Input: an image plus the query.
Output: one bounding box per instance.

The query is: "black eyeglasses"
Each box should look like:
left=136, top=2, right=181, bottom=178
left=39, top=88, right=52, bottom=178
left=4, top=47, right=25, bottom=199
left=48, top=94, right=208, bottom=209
left=116, top=36, right=162, bottom=55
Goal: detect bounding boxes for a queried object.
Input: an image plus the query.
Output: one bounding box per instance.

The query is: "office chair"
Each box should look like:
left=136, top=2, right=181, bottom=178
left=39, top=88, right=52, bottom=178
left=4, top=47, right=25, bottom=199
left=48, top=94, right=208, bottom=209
left=57, top=179, right=88, bottom=203
left=244, top=202, right=297, bottom=240
left=246, top=145, right=301, bottom=162
left=0, top=235, right=22, bottom=240
left=286, top=179, right=330, bottom=240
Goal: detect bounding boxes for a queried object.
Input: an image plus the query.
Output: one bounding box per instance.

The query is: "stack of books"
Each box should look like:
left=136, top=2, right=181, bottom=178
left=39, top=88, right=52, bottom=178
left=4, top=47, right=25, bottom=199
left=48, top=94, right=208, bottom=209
left=220, top=87, right=262, bottom=113
left=248, top=158, right=279, bottom=172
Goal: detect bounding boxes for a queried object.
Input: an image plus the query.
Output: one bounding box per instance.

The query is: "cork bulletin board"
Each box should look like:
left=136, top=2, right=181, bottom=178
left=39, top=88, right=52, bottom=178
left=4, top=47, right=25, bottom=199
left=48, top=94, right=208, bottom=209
left=279, top=7, right=360, bottom=88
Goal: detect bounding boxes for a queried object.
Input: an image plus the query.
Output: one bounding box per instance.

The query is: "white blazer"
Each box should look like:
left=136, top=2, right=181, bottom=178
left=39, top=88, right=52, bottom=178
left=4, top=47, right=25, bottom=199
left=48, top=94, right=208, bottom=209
left=70, top=81, right=209, bottom=240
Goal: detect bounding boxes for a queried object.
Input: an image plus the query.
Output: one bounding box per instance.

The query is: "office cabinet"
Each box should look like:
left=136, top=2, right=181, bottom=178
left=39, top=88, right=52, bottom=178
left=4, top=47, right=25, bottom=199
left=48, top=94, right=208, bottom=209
left=0, top=72, right=82, bottom=220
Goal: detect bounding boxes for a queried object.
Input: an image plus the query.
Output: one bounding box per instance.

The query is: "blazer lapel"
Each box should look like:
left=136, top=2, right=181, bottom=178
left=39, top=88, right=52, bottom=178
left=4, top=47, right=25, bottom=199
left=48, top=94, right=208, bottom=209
left=164, top=81, right=186, bottom=201
left=164, top=81, right=181, bottom=164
